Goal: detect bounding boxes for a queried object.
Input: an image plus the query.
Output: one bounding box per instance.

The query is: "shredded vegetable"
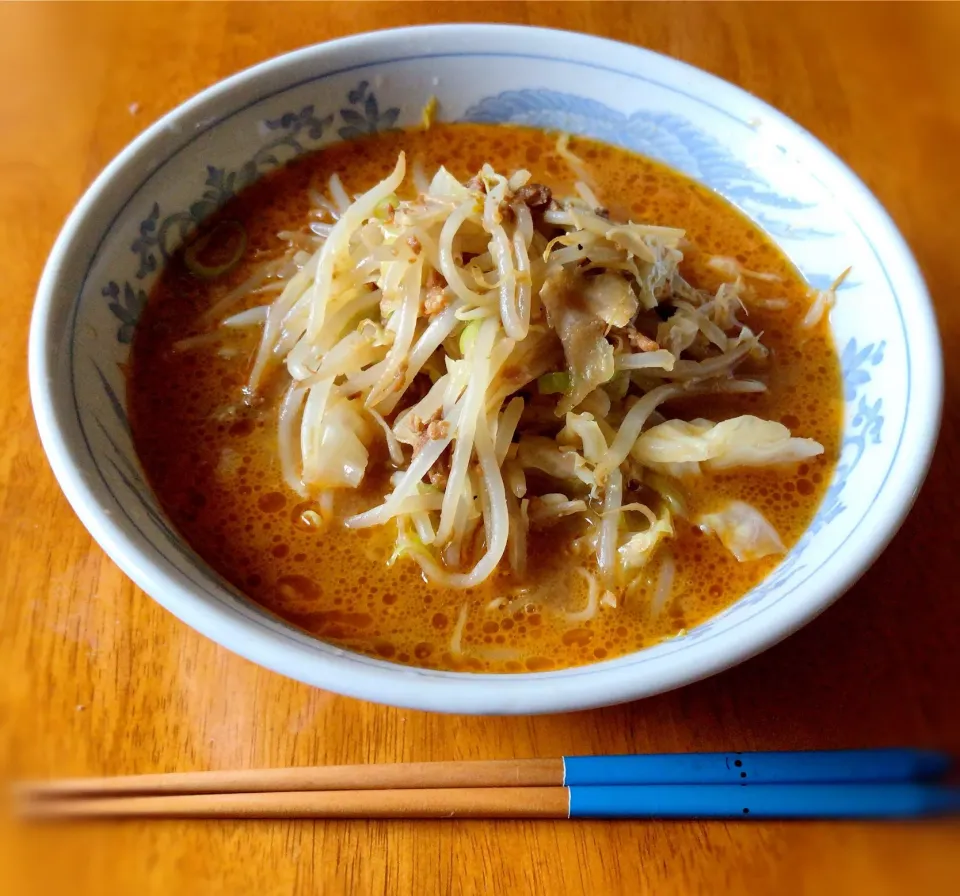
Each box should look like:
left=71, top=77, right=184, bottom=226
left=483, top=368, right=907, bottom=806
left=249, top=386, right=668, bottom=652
left=187, top=154, right=826, bottom=605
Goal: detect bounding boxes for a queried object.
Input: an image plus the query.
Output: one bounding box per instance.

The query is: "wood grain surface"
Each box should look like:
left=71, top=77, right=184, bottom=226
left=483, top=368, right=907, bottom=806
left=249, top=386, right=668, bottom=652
left=2, top=3, right=959, bottom=894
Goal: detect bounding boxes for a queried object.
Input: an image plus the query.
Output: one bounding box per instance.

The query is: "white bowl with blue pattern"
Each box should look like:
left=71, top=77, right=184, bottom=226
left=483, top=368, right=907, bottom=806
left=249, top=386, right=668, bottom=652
left=29, top=25, right=942, bottom=714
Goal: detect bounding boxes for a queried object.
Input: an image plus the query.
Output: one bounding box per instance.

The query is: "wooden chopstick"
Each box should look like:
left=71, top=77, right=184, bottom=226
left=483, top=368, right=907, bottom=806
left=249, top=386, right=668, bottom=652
left=17, top=758, right=563, bottom=800
left=22, top=787, right=569, bottom=820
left=20, top=784, right=960, bottom=821
left=17, top=749, right=952, bottom=802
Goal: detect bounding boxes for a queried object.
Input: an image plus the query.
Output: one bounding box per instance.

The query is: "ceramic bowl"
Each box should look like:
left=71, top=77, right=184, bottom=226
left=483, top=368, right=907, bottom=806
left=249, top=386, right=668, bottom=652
left=29, top=25, right=942, bottom=714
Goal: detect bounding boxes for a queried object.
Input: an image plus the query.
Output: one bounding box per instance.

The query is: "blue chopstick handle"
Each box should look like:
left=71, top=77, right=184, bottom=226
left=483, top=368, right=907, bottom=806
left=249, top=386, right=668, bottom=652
left=562, top=749, right=950, bottom=786
left=568, top=784, right=960, bottom=819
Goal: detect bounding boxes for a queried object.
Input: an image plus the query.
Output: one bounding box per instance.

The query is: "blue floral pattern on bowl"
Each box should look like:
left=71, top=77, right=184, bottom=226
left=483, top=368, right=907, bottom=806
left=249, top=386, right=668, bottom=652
left=464, top=89, right=839, bottom=241
left=131, top=105, right=336, bottom=280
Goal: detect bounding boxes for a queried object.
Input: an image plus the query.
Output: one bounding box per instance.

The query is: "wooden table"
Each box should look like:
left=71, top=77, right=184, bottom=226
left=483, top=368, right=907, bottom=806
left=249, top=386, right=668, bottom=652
left=2, top=3, right=959, bottom=893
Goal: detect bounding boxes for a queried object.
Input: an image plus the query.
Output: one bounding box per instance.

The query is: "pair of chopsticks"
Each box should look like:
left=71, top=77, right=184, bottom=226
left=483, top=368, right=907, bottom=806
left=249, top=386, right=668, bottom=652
left=18, top=749, right=959, bottom=820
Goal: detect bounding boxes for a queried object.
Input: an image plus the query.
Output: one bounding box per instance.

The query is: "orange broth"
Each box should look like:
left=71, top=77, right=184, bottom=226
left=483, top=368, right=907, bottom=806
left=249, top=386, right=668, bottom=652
left=128, top=124, right=843, bottom=673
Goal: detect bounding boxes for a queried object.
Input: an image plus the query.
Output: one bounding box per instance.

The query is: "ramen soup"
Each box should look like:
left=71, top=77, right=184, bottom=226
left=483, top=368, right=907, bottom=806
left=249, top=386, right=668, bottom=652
left=129, top=123, right=842, bottom=673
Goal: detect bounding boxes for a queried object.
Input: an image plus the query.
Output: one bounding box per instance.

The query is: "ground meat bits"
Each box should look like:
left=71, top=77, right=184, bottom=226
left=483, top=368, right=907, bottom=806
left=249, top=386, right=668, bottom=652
left=514, top=182, right=552, bottom=209
left=411, top=408, right=448, bottom=457
left=423, top=269, right=450, bottom=314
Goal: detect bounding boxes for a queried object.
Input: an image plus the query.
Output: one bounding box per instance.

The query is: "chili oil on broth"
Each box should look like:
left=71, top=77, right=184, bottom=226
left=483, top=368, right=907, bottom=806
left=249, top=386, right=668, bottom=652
left=128, top=123, right=842, bottom=674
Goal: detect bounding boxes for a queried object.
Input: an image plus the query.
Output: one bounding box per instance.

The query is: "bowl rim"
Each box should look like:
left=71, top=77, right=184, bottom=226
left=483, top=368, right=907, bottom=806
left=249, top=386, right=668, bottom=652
left=29, top=23, right=943, bottom=714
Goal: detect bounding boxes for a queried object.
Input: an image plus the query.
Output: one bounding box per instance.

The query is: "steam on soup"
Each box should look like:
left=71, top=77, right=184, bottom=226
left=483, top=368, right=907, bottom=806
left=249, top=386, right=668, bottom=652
left=129, top=123, right=842, bottom=673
